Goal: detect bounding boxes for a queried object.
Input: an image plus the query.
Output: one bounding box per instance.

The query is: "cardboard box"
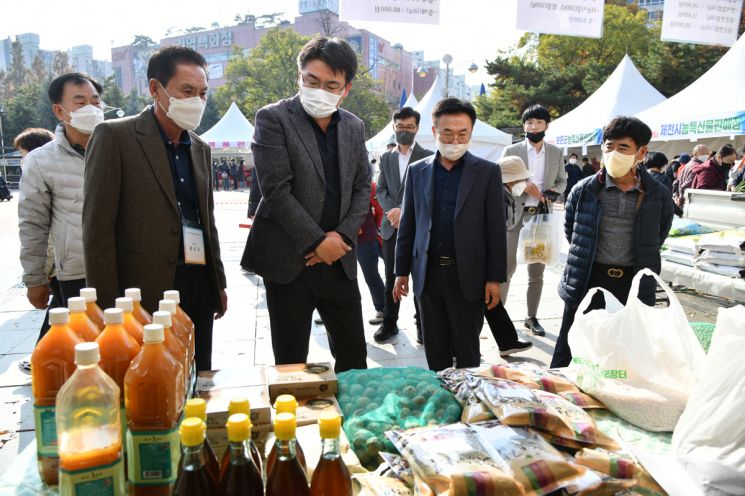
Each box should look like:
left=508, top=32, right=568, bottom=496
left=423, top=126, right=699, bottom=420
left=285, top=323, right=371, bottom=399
left=207, top=422, right=271, bottom=458
left=266, top=363, right=337, bottom=401
left=197, top=385, right=271, bottom=429
left=196, top=366, right=266, bottom=392
left=271, top=395, right=343, bottom=427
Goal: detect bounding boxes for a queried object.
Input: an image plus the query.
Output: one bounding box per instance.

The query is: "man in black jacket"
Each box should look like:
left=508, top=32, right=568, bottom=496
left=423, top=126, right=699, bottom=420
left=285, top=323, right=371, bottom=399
left=552, top=117, right=674, bottom=368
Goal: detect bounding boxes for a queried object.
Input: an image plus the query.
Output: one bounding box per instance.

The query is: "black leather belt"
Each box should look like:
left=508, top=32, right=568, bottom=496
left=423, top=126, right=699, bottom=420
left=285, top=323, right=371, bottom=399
left=523, top=206, right=539, bottom=214
left=437, top=256, right=456, bottom=266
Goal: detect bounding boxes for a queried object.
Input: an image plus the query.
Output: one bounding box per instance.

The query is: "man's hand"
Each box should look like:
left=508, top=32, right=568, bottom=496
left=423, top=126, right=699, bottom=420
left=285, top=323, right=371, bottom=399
left=214, top=289, right=228, bottom=319
left=484, top=282, right=501, bottom=310
left=386, top=208, right=401, bottom=229
left=27, top=285, right=50, bottom=309
left=393, top=276, right=409, bottom=302
left=305, top=232, right=351, bottom=266
left=524, top=181, right=543, bottom=200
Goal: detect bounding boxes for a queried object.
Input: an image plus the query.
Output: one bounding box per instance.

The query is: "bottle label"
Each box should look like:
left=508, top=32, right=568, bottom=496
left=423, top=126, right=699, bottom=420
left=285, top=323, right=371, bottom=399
left=33, top=405, right=58, bottom=456
left=59, top=456, right=126, bottom=496
left=126, top=429, right=180, bottom=485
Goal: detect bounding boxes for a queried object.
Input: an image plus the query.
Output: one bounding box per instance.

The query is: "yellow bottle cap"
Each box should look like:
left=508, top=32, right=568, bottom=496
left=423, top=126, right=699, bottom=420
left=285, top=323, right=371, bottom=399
left=228, top=397, right=251, bottom=417
left=274, top=394, right=297, bottom=415
left=274, top=412, right=296, bottom=441
left=184, top=398, right=207, bottom=421
left=318, top=412, right=342, bottom=439
left=179, top=417, right=205, bottom=447
left=226, top=413, right=252, bottom=443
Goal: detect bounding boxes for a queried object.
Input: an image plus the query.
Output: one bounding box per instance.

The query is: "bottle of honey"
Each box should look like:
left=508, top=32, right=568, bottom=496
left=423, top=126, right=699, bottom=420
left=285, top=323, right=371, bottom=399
left=219, top=397, right=263, bottom=480
left=66, top=296, right=100, bottom=341
left=266, top=395, right=306, bottom=477
left=220, top=413, right=264, bottom=496
left=158, top=299, right=193, bottom=367
left=125, top=288, right=153, bottom=326
left=152, top=310, right=189, bottom=395
left=116, top=297, right=144, bottom=345
left=183, top=398, right=220, bottom=484
left=266, top=413, right=308, bottom=496
left=163, top=290, right=194, bottom=334
left=173, top=417, right=219, bottom=496
left=80, top=287, right=105, bottom=330
left=309, top=413, right=351, bottom=496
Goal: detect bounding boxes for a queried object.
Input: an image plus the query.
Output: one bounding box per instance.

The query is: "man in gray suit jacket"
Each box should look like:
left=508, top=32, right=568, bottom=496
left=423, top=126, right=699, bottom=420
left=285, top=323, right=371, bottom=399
left=84, top=46, right=227, bottom=371
left=241, top=36, right=370, bottom=373
left=501, top=104, right=567, bottom=336
left=375, top=107, right=433, bottom=344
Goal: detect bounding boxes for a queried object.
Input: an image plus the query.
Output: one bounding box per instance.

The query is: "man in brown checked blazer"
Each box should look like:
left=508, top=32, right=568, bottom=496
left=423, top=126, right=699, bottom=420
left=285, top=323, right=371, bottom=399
left=241, top=36, right=370, bottom=373
left=83, top=46, right=227, bottom=371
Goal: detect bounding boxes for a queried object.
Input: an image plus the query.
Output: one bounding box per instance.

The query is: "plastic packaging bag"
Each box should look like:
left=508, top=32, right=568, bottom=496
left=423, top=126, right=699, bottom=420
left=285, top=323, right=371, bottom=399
left=673, top=305, right=745, bottom=495
left=516, top=212, right=562, bottom=265
left=567, top=268, right=706, bottom=432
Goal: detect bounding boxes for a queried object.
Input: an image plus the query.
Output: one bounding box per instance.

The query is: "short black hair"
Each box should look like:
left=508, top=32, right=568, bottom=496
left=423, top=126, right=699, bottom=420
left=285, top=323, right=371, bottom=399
left=670, top=161, right=682, bottom=174
left=643, top=151, right=668, bottom=170
left=393, top=107, right=421, bottom=125
left=569, top=153, right=578, bottom=159
left=14, top=128, right=55, bottom=152
left=521, top=104, right=551, bottom=124
left=602, top=116, right=652, bottom=149
left=297, top=36, right=358, bottom=84
left=47, top=73, right=103, bottom=105
left=582, top=156, right=589, bottom=161
left=432, top=98, right=477, bottom=126
left=718, top=144, right=736, bottom=158
left=147, top=45, right=208, bottom=87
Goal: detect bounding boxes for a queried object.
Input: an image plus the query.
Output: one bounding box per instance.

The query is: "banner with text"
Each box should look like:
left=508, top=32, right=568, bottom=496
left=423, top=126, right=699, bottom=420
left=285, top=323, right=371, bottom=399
left=339, top=0, right=440, bottom=24
left=661, top=0, right=743, bottom=47
left=516, top=0, right=605, bottom=38
left=651, top=112, right=745, bottom=140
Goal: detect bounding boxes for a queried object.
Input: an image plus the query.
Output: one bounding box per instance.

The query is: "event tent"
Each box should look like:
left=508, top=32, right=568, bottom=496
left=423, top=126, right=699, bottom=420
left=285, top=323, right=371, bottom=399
left=200, top=101, right=255, bottom=149
left=366, top=92, right=419, bottom=151
left=545, top=55, right=666, bottom=149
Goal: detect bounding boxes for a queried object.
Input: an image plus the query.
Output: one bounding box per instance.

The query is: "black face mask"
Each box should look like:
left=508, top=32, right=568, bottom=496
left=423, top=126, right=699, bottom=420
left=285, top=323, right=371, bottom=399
left=526, top=131, right=545, bottom=143
left=395, top=131, right=416, bottom=146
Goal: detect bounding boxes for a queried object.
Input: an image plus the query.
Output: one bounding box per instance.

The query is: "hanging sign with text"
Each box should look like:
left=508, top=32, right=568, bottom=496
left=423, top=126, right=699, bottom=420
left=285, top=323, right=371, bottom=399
left=516, top=0, right=605, bottom=38
left=339, top=0, right=440, bottom=24
left=661, top=0, right=743, bottom=47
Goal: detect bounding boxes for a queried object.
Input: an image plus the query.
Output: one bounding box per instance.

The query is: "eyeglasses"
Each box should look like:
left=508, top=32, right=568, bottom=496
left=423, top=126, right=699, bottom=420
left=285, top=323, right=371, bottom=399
left=300, top=73, right=345, bottom=94
left=394, top=124, right=417, bottom=132
left=438, top=132, right=471, bottom=144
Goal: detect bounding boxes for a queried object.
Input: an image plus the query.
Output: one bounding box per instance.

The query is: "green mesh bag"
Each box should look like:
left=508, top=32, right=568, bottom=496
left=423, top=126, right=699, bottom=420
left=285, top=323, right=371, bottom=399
left=690, top=322, right=716, bottom=353
left=337, top=367, right=462, bottom=469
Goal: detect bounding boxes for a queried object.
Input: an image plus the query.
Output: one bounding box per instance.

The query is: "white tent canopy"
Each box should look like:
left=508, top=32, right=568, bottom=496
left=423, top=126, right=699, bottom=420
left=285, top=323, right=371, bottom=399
left=200, top=101, right=255, bottom=149
left=545, top=55, right=666, bottom=149
left=366, top=92, right=419, bottom=151
left=635, top=34, right=745, bottom=142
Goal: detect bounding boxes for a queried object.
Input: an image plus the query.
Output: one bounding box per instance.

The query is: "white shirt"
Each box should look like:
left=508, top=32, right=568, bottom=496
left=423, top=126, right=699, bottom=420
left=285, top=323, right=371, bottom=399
left=525, top=140, right=546, bottom=207
left=397, top=143, right=415, bottom=185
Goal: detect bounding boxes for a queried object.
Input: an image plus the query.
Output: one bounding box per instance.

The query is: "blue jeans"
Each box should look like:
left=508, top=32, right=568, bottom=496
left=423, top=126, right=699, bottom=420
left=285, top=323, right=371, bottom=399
left=356, top=240, right=385, bottom=312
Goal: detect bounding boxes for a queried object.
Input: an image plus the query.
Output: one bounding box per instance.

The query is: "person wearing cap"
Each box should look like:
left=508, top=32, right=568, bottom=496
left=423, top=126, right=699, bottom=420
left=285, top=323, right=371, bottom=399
left=484, top=156, right=533, bottom=357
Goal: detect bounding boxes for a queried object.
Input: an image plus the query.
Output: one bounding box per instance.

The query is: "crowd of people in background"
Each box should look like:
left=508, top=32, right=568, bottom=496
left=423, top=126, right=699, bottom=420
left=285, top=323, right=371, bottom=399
left=211, top=156, right=251, bottom=191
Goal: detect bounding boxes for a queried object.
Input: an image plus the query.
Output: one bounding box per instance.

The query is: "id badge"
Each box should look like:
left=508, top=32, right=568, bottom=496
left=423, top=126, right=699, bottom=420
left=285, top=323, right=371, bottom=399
left=183, top=223, right=206, bottom=265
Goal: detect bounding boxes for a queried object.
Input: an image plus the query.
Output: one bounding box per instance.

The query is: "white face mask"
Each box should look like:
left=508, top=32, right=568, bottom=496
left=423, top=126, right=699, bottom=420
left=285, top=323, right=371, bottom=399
left=602, top=150, right=637, bottom=178
left=64, top=104, right=104, bottom=134
left=511, top=181, right=527, bottom=197
left=437, top=141, right=469, bottom=162
left=158, top=82, right=206, bottom=131
left=299, top=84, right=345, bottom=119
left=569, top=158, right=577, bottom=165
left=698, top=155, right=710, bottom=162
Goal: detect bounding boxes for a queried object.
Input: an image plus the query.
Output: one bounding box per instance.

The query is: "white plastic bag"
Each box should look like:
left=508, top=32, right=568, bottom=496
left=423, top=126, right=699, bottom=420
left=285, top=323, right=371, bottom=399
left=516, top=212, right=562, bottom=265
left=673, top=305, right=745, bottom=495
left=566, top=268, right=706, bottom=432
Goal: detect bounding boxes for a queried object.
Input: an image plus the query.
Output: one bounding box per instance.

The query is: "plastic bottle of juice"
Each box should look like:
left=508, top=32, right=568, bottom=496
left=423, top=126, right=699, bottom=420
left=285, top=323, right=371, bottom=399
left=125, top=288, right=153, bottom=326
left=56, top=342, right=126, bottom=495
left=66, top=296, right=100, bottom=341
left=80, top=288, right=105, bottom=330
left=152, top=310, right=189, bottom=394
left=309, top=413, right=352, bottom=496
left=219, top=397, right=263, bottom=480
left=124, top=324, right=185, bottom=495
left=183, top=398, right=220, bottom=484
left=158, top=299, right=193, bottom=365
left=116, top=297, right=145, bottom=345
left=266, top=395, right=306, bottom=477
left=266, top=413, right=309, bottom=496
left=173, top=417, right=219, bottom=496
left=163, top=290, right=194, bottom=335
left=220, top=413, right=264, bottom=496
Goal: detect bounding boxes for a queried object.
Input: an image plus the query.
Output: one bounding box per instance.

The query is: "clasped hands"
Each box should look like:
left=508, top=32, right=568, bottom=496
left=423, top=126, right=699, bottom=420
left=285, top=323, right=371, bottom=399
left=305, top=231, right=352, bottom=266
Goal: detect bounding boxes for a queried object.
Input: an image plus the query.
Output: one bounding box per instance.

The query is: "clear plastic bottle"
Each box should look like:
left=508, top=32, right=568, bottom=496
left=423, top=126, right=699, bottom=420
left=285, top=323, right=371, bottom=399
left=220, top=413, right=264, bottom=496
left=266, top=395, right=306, bottom=477
left=80, top=288, right=105, bottom=330
left=66, top=296, right=100, bottom=341
left=173, top=418, right=219, bottom=496
left=183, top=398, right=220, bottom=484
left=266, top=413, right=309, bottom=496
left=309, top=413, right=352, bottom=496
left=56, top=342, right=126, bottom=495
left=125, top=288, right=153, bottom=326
left=219, top=397, right=263, bottom=480
left=116, top=297, right=145, bottom=345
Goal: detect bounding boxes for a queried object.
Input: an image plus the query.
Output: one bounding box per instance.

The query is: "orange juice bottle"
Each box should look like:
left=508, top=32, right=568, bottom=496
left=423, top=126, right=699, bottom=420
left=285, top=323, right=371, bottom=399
left=220, top=413, right=263, bottom=496
left=125, top=288, right=153, bottom=326
left=266, top=413, right=309, bottom=496
left=124, top=324, right=185, bottom=495
left=310, top=413, right=352, bottom=496
left=266, top=395, right=306, bottom=477
left=116, top=297, right=145, bottom=345
left=163, top=290, right=194, bottom=335
left=31, top=307, right=83, bottom=485
left=80, top=288, right=105, bottom=330
left=158, top=299, right=193, bottom=366
left=173, top=418, right=218, bottom=496
left=56, top=342, right=126, bottom=495
left=182, top=399, right=220, bottom=484
left=220, top=397, right=263, bottom=480
left=67, top=296, right=100, bottom=341
left=152, top=310, right=189, bottom=395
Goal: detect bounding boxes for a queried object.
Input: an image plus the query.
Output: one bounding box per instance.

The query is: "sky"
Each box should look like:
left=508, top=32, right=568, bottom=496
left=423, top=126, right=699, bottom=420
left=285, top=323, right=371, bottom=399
left=0, top=0, right=524, bottom=86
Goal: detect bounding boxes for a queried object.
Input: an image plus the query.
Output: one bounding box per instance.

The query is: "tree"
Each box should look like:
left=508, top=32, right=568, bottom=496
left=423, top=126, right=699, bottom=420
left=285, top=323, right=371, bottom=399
left=340, top=70, right=390, bottom=139
left=132, top=35, right=157, bottom=49
left=101, top=76, right=125, bottom=119
left=314, top=10, right=348, bottom=37
left=196, top=96, right=220, bottom=134
left=51, top=51, right=72, bottom=78
left=185, top=27, right=205, bottom=34
left=29, top=55, right=49, bottom=85
left=125, top=88, right=148, bottom=116
left=7, top=40, right=27, bottom=94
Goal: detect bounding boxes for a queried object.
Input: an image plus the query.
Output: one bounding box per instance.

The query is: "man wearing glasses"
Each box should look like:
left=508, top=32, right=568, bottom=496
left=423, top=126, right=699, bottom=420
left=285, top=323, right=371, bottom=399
left=241, top=36, right=370, bottom=373
left=375, top=107, right=433, bottom=344
left=393, top=99, right=507, bottom=371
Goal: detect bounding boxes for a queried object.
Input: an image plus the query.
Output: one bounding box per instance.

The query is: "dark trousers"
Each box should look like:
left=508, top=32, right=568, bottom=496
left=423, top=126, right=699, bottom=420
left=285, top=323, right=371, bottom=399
left=36, top=276, right=66, bottom=344
left=355, top=240, right=385, bottom=312
left=551, top=264, right=633, bottom=368
left=419, top=264, right=483, bottom=371
left=483, top=302, right=521, bottom=350
left=174, top=265, right=216, bottom=372
left=382, top=234, right=420, bottom=329
left=263, top=263, right=367, bottom=373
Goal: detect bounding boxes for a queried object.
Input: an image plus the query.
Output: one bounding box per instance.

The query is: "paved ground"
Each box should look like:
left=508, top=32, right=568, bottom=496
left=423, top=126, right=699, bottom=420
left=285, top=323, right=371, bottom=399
left=0, top=190, right=734, bottom=476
